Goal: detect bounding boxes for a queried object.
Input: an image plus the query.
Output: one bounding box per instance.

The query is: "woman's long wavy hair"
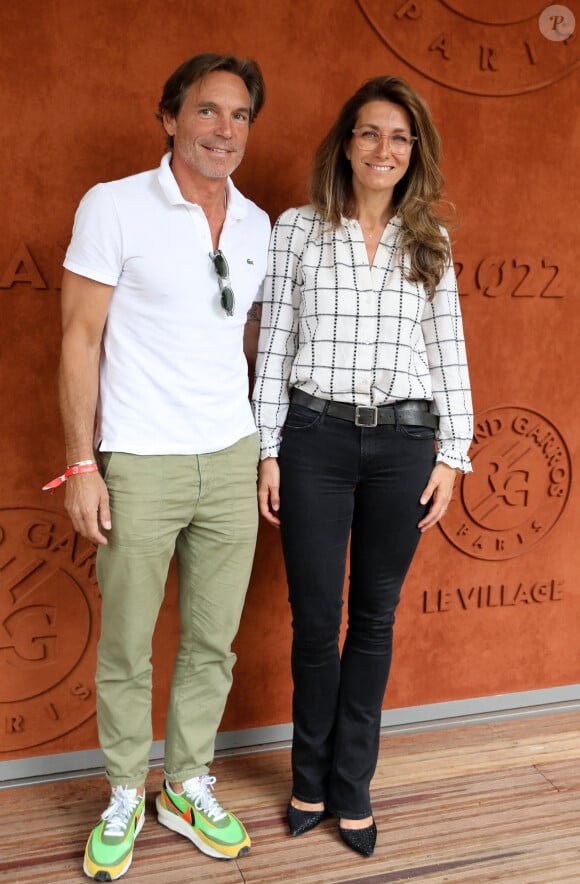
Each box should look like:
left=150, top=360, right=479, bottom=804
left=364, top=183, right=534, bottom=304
left=309, top=76, right=451, bottom=299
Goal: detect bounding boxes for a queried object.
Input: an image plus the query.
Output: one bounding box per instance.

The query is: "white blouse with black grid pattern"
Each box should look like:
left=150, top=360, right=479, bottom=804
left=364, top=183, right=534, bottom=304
left=252, top=205, right=473, bottom=473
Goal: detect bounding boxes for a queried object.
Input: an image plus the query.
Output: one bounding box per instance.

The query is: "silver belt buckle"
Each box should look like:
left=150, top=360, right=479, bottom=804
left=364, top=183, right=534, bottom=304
left=355, top=405, right=378, bottom=427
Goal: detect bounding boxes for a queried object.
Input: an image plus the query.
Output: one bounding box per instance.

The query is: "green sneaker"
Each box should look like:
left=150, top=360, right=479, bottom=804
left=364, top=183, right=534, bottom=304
left=83, top=786, right=145, bottom=881
left=156, top=775, right=250, bottom=860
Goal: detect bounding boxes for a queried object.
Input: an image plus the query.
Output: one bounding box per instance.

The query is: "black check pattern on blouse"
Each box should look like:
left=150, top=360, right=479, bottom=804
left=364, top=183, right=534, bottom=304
left=253, top=206, right=473, bottom=471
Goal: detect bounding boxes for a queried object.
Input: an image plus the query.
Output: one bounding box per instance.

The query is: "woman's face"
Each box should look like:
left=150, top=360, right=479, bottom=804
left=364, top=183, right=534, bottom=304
left=345, top=100, right=414, bottom=200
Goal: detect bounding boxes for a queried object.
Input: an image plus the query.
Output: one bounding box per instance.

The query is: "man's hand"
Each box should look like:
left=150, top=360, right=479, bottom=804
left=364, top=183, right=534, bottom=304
left=64, top=471, right=111, bottom=545
left=417, top=462, right=457, bottom=533
left=257, top=457, right=281, bottom=527
left=58, top=270, right=113, bottom=543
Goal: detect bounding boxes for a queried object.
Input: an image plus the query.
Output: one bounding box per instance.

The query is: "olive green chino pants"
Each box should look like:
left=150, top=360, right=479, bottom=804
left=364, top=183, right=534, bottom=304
left=95, top=433, right=259, bottom=788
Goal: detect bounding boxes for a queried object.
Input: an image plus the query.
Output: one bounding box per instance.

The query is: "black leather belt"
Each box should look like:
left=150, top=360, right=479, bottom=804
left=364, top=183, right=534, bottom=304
left=291, top=389, right=439, bottom=429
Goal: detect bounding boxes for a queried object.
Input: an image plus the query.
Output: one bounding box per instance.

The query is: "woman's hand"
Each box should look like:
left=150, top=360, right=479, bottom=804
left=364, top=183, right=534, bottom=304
left=417, top=462, right=457, bottom=533
left=257, top=457, right=281, bottom=527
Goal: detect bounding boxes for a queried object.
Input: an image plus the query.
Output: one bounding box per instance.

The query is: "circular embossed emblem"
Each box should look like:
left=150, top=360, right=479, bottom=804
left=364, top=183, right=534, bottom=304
left=439, top=407, right=571, bottom=560
left=356, top=0, right=580, bottom=96
left=0, top=508, right=99, bottom=752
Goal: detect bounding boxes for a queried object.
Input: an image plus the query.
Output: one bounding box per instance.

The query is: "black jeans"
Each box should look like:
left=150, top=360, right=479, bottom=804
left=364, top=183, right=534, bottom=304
left=279, top=402, right=436, bottom=819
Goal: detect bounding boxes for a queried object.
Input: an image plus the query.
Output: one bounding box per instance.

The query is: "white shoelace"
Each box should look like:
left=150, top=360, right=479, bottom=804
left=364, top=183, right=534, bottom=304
left=182, top=775, right=227, bottom=822
left=101, top=786, right=142, bottom=837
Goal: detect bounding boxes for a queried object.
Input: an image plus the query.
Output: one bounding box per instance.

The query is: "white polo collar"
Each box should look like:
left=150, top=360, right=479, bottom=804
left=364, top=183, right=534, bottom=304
left=157, top=152, right=247, bottom=220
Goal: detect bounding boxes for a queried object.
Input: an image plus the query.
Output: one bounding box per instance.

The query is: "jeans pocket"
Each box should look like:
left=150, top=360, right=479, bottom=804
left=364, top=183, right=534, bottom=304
left=284, top=404, right=323, bottom=431
left=397, top=425, right=436, bottom=441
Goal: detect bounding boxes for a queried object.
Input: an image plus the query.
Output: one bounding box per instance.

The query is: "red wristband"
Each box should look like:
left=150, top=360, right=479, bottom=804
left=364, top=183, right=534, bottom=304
left=42, top=462, right=99, bottom=492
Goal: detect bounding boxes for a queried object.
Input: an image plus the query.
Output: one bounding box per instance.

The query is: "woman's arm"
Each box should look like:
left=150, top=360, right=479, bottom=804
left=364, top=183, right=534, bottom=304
left=422, top=253, right=473, bottom=474
left=257, top=457, right=281, bottom=527
left=252, top=208, right=306, bottom=459
left=417, top=462, right=457, bottom=532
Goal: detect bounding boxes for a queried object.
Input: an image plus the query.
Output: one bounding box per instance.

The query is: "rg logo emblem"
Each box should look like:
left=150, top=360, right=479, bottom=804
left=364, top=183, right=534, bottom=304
left=356, top=1, right=580, bottom=97
left=0, top=508, right=99, bottom=752
left=439, top=407, right=571, bottom=560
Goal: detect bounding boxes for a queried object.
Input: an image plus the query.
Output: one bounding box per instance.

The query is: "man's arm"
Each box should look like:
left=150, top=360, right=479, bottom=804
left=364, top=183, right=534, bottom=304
left=243, top=301, right=262, bottom=390
left=59, top=269, right=114, bottom=545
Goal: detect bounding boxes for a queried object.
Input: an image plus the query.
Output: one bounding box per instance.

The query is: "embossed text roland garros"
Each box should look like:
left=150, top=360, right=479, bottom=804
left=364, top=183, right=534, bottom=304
left=0, top=507, right=99, bottom=753
left=438, top=406, right=571, bottom=561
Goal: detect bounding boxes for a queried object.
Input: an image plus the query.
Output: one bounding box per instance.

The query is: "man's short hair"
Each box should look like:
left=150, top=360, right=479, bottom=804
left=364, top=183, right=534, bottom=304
left=157, top=52, right=265, bottom=148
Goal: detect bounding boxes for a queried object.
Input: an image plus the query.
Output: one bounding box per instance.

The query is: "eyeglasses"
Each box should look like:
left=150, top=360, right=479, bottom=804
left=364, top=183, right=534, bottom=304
left=351, top=128, right=417, bottom=155
left=209, top=249, right=235, bottom=317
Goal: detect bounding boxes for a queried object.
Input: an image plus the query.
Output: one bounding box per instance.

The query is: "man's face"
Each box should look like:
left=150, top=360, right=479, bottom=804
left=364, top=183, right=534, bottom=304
left=163, top=70, right=251, bottom=181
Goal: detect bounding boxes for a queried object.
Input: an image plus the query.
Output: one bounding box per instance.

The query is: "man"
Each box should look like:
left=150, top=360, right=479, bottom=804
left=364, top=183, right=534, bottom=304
left=52, top=53, right=270, bottom=881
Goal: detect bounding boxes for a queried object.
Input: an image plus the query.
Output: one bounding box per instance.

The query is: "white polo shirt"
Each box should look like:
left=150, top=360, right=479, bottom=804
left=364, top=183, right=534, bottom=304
left=64, top=153, right=271, bottom=455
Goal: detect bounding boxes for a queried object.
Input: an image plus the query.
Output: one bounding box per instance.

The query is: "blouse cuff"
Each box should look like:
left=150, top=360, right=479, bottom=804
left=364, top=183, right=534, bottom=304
left=260, top=438, right=281, bottom=460
left=435, top=448, right=473, bottom=474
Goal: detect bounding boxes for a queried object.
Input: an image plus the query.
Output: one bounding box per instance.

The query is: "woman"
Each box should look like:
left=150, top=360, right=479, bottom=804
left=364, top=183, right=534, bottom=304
left=252, top=76, right=472, bottom=857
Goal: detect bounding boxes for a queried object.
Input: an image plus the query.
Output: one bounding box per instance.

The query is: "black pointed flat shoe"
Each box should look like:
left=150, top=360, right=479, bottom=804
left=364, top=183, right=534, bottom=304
left=286, top=801, right=326, bottom=836
left=338, top=820, right=377, bottom=856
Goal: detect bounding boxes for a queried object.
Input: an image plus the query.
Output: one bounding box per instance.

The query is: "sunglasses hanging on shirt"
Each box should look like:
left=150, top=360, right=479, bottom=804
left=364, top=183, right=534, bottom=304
left=209, top=249, right=235, bottom=317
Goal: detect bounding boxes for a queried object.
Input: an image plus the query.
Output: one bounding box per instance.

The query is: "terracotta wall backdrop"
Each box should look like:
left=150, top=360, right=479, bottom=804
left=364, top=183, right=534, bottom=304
left=1, top=0, right=579, bottom=763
